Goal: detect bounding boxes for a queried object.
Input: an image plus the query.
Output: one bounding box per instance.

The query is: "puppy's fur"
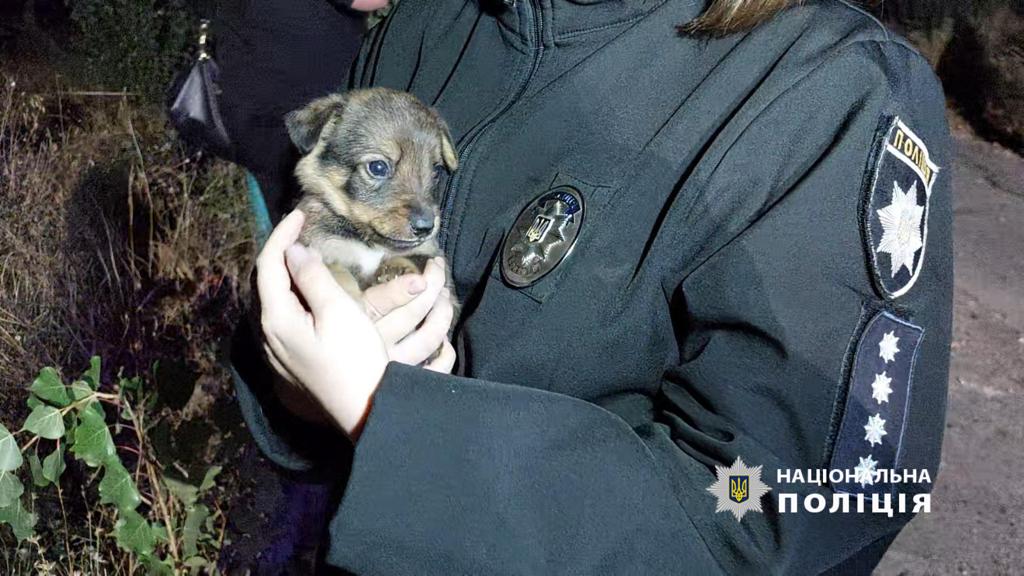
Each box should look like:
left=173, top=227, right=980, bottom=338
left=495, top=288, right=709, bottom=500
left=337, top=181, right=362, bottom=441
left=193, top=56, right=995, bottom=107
left=285, top=88, right=458, bottom=300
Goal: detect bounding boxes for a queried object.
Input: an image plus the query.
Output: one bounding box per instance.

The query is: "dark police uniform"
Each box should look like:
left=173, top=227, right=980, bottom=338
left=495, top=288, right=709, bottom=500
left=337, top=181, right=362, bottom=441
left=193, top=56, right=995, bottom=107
left=232, top=0, right=953, bottom=573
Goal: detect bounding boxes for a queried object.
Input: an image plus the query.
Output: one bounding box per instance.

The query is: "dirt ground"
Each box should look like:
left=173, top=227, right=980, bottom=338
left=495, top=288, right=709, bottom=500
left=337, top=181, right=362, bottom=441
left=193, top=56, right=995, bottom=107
left=876, top=131, right=1024, bottom=574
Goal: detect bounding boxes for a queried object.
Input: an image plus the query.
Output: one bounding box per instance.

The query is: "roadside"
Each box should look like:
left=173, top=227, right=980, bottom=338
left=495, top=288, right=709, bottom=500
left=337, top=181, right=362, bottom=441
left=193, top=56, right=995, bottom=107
left=878, top=130, right=1024, bottom=574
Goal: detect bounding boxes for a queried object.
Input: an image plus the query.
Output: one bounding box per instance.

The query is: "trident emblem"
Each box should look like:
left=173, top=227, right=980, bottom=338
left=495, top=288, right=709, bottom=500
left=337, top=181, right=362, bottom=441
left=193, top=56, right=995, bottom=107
left=729, top=476, right=749, bottom=503
left=525, top=215, right=553, bottom=243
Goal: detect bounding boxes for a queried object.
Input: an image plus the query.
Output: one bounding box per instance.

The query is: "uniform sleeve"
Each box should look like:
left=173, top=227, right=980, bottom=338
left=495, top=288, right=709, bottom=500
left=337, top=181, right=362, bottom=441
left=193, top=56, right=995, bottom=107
left=323, top=41, right=952, bottom=575
left=237, top=41, right=953, bottom=574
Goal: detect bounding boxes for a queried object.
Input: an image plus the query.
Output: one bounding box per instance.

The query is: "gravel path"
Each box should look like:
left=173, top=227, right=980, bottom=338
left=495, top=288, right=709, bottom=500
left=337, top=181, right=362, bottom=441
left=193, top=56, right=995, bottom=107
left=878, top=131, right=1024, bottom=575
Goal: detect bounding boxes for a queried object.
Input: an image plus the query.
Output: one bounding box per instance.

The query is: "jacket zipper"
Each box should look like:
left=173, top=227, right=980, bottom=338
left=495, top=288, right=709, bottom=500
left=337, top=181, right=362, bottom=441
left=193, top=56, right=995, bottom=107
left=438, top=0, right=545, bottom=260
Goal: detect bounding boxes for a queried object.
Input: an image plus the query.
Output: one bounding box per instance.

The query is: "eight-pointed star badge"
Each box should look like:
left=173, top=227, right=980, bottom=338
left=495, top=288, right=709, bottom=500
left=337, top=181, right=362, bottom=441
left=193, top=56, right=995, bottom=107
left=876, top=180, right=924, bottom=279
left=706, top=456, right=771, bottom=521
left=501, top=187, right=584, bottom=288
left=863, top=117, right=940, bottom=299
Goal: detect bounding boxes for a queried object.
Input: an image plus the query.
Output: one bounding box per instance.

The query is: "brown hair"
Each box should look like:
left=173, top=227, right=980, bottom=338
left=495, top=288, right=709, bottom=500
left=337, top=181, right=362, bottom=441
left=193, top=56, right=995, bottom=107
left=682, top=0, right=802, bottom=36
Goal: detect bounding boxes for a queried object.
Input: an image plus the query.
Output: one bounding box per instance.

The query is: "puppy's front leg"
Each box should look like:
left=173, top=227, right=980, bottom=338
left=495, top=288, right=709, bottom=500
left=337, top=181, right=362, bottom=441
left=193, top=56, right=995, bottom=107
left=375, top=256, right=428, bottom=284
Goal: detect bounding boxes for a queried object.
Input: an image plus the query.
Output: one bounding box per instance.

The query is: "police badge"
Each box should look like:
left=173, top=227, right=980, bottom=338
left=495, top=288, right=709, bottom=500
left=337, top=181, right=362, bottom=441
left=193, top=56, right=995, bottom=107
left=501, top=186, right=585, bottom=288
left=863, top=117, right=940, bottom=299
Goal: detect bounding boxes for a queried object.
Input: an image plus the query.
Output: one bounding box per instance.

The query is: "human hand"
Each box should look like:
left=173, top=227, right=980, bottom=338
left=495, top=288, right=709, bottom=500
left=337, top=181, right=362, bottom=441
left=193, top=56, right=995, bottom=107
left=257, top=210, right=388, bottom=438
left=362, top=257, right=456, bottom=373
left=350, top=0, right=389, bottom=12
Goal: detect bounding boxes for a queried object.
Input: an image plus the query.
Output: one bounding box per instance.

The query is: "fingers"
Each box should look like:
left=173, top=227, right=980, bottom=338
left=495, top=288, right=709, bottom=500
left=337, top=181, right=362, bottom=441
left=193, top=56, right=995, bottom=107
left=263, top=342, right=299, bottom=386
left=362, top=274, right=427, bottom=321
left=390, top=287, right=455, bottom=365
left=257, top=211, right=307, bottom=323
left=375, top=258, right=447, bottom=345
left=350, top=0, right=389, bottom=11
left=424, top=340, right=456, bottom=373
left=285, top=243, right=360, bottom=321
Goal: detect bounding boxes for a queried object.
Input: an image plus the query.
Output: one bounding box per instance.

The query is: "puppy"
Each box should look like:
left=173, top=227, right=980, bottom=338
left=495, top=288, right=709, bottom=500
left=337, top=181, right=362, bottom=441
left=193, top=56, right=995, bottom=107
left=285, top=88, right=458, bottom=304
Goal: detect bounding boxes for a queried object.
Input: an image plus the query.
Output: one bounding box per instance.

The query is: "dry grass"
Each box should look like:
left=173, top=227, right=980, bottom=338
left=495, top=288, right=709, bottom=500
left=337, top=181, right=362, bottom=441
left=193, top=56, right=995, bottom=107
left=0, top=63, right=256, bottom=570
left=0, top=67, right=254, bottom=406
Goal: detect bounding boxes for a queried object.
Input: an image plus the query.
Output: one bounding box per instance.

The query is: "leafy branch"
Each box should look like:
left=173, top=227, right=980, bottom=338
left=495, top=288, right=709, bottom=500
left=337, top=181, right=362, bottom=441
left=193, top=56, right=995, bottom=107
left=0, top=357, right=224, bottom=574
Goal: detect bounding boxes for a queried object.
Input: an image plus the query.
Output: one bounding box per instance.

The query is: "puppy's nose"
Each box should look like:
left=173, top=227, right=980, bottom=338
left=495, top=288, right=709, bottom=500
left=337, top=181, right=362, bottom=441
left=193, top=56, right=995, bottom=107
left=410, top=208, right=435, bottom=237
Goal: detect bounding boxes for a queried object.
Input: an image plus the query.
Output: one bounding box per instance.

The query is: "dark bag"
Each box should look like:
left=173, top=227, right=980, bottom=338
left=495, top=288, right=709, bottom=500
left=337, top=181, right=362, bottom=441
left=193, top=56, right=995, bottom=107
left=168, top=20, right=234, bottom=159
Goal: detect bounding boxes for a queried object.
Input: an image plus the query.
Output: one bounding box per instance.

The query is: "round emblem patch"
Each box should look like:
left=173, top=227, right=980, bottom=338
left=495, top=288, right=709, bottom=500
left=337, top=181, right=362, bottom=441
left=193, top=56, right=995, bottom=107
left=500, top=186, right=584, bottom=288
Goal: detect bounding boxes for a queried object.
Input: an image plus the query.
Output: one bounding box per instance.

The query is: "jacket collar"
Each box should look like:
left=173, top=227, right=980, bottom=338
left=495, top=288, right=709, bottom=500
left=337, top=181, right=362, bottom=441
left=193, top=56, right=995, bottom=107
left=495, top=0, right=690, bottom=44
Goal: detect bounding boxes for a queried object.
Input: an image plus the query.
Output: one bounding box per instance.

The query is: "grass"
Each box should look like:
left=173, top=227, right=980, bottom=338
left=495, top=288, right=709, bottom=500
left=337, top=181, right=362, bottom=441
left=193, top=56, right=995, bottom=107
left=0, top=61, right=256, bottom=571
left=0, top=61, right=254, bottom=395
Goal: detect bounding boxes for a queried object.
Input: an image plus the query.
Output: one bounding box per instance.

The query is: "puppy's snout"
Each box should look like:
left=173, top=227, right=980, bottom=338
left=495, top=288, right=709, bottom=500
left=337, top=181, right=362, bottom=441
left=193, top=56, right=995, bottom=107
left=410, top=206, right=435, bottom=238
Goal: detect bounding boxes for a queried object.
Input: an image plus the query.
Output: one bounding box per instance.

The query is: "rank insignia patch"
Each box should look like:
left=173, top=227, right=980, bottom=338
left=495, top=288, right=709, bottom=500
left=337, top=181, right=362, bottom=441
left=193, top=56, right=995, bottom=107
left=501, top=186, right=584, bottom=288
left=864, top=117, right=940, bottom=299
left=831, top=311, right=923, bottom=494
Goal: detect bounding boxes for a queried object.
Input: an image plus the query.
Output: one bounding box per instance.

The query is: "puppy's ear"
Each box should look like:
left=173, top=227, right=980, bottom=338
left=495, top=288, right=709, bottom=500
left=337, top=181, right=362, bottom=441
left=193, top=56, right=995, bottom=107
left=437, top=117, right=459, bottom=172
left=285, top=94, right=347, bottom=154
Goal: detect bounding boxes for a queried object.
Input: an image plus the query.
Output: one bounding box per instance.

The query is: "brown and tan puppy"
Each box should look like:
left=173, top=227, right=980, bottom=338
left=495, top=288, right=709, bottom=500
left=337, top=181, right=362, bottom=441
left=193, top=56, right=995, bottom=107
left=285, top=88, right=458, bottom=301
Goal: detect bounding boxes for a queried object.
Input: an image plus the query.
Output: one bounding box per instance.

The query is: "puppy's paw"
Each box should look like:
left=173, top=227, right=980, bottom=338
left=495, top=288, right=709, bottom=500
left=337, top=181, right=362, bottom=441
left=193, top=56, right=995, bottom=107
left=375, top=256, right=422, bottom=284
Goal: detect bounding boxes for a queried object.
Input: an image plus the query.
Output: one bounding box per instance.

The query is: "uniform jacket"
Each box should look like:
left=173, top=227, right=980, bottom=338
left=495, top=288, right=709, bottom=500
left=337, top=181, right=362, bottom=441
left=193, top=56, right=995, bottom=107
left=232, top=0, right=953, bottom=573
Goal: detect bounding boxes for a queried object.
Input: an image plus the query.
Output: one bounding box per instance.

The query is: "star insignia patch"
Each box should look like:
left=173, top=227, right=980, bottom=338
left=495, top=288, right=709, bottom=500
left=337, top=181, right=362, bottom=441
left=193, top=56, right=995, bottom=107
left=706, top=456, right=772, bottom=521
left=870, top=372, right=893, bottom=404
left=831, top=311, right=924, bottom=494
left=863, top=117, right=940, bottom=299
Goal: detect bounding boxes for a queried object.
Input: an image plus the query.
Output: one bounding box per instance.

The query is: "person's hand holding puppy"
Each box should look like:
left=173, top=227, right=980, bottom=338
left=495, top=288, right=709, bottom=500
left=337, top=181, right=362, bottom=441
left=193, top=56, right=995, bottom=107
left=258, top=210, right=456, bottom=439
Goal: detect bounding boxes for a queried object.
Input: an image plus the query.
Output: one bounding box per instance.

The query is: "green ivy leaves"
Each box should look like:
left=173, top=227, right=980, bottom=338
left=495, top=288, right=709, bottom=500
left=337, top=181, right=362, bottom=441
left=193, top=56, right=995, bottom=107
left=165, top=466, right=222, bottom=568
left=42, top=445, right=66, bottom=484
left=99, top=460, right=142, bottom=512
left=0, top=424, right=29, bottom=533
left=1, top=359, right=110, bottom=544
left=27, top=443, right=67, bottom=490
left=24, top=405, right=65, bottom=440
left=84, top=356, right=101, bottom=390
left=0, top=423, right=22, bottom=472
left=115, top=509, right=157, bottom=556
left=0, top=469, right=24, bottom=508
left=181, top=504, right=210, bottom=558
left=72, top=406, right=116, bottom=468
left=30, top=367, right=71, bottom=407
left=163, top=475, right=199, bottom=508
left=0, top=497, right=36, bottom=541
left=1, top=356, right=224, bottom=565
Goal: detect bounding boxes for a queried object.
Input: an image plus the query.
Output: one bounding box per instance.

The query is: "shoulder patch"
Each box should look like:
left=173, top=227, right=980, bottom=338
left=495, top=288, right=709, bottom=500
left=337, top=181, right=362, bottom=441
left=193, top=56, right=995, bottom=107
left=831, top=311, right=924, bottom=494
left=862, top=116, right=940, bottom=299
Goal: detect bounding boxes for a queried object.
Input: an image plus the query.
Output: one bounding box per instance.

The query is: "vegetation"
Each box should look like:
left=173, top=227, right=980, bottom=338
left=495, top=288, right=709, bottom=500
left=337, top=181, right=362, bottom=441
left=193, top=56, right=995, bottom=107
left=0, top=358, right=225, bottom=573
left=1, top=42, right=254, bottom=573
left=0, top=0, right=396, bottom=570
left=68, top=0, right=195, bottom=101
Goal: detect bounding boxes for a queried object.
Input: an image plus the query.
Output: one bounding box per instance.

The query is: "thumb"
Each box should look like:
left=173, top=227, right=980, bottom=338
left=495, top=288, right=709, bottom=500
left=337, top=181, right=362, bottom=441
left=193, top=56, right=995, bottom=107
left=285, top=244, right=360, bottom=320
left=363, top=274, right=427, bottom=319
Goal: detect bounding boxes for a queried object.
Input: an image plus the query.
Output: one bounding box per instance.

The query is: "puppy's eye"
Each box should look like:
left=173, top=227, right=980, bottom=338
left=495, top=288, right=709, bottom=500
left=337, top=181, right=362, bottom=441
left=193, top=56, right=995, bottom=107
left=366, top=160, right=391, bottom=179
left=432, top=164, right=446, bottom=180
